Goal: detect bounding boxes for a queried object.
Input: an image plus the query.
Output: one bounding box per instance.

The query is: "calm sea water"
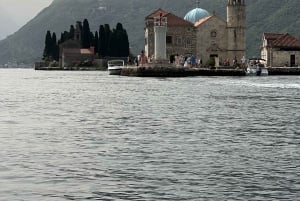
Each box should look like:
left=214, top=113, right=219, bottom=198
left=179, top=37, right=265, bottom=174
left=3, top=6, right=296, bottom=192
left=0, top=69, right=299, bottom=201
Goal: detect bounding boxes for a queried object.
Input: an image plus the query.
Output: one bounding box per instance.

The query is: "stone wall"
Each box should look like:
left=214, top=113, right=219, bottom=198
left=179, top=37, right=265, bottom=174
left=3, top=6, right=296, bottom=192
left=145, top=25, right=196, bottom=60
left=196, top=16, right=227, bottom=65
left=271, top=50, right=300, bottom=67
left=166, top=26, right=196, bottom=58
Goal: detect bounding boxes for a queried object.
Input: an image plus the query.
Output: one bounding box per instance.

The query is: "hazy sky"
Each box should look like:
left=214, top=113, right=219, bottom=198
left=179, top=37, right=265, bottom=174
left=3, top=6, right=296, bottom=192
left=0, top=0, right=52, bottom=38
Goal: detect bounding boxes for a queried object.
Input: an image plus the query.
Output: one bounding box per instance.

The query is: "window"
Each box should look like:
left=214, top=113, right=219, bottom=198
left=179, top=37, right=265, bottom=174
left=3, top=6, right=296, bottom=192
left=211, top=31, right=217, bottom=38
left=186, top=38, right=192, bottom=46
left=176, top=37, right=182, bottom=45
left=166, top=36, right=172, bottom=44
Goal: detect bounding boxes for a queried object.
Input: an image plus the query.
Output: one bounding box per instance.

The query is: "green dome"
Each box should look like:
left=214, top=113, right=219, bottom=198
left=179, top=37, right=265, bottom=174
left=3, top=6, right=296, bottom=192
left=184, top=8, right=210, bottom=23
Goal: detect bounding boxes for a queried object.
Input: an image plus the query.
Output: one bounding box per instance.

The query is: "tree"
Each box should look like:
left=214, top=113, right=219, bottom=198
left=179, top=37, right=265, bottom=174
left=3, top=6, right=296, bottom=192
left=94, top=31, right=99, bottom=55
left=58, top=31, right=69, bottom=45
left=81, top=19, right=91, bottom=48
left=42, top=20, right=130, bottom=61
left=43, top=30, right=52, bottom=60
left=51, top=32, right=59, bottom=61
left=116, top=23, right=129, bottom=57
left=89, top=31, right=95, bottom=47
left=109, top=23, right=130, bottom=57
left=104, top=24, right=112, bottom=56
left=98, top=25, right=106, bottom=57
left=68, top=25, right=75, bottom=40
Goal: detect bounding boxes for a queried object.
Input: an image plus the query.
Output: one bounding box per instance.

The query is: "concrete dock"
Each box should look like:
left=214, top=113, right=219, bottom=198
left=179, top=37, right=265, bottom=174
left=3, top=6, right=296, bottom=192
left=267, top=67, right=300, bottom=75
left=120, top=66, right=246, bottom=77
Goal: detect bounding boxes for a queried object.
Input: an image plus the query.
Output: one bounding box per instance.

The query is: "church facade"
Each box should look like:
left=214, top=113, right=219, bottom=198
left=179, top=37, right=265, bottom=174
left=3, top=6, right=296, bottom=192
left=145, top=0, right=246, bottom=66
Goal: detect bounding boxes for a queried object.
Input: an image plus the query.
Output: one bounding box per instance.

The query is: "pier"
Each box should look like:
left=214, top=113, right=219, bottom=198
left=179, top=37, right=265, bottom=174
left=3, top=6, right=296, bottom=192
left=121, top=66, right=246, bottom=77
left=267, top=67, right=300, bottom=75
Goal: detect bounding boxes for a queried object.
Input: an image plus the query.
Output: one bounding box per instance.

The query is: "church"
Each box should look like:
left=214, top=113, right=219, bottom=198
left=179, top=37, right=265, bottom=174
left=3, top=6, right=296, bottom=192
left=144, top=0, right=246, bottom=66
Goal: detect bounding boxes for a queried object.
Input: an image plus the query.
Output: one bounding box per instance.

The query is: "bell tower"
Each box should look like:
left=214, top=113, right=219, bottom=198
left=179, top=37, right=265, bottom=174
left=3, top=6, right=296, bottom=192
left=227, top=0, right=246, bottom=62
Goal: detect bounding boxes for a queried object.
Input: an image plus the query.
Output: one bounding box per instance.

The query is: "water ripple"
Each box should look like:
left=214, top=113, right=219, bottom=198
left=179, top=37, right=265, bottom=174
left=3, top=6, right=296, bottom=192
left=0, top=70, right=299, bottom=200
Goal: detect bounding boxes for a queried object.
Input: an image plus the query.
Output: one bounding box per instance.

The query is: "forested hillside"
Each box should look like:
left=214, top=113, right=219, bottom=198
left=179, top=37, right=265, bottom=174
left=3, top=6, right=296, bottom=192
left=0, top=0, right=299, bottom=64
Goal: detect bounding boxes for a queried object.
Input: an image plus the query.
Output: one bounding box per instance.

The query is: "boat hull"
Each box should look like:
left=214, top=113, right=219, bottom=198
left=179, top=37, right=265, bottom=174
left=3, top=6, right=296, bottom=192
left=107, top=60, right=125, bottom=75
left=246, top=67, right=268, bottom=76
left=108, top=67, right=122, bottom=75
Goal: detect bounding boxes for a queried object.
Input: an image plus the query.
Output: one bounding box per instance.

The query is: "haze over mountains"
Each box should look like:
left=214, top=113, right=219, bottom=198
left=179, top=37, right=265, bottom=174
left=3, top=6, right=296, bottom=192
left=0, top=0, right=299, bottom=64
left=0, top=6, right=18, bottom=40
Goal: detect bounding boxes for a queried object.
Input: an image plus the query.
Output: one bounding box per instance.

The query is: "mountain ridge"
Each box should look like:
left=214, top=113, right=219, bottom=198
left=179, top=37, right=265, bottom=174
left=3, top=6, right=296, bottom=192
left=0, top=0, right=300, bottom=64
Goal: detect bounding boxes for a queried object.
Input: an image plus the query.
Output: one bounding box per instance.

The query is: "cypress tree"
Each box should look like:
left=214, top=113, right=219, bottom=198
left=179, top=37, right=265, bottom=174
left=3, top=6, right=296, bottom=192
left=110, top=23, right=129, bottom=57
left=51, top=32, right=59, bottom=61
left=120, top=29, right=130, bottom=57
left=109, top=29, right=118, bottom=56
left=94, top=31, right=99, bottom=55
left=82, top=19, right=91, bottom=48
left=104, top=24, right=112, bottom=56
left=43, top=30, right=52, bottom=60
left=58, top=31, right=68, bottom=45
left=89, top=32, right=95, bottom=47
left=69, top=25, right=75, bottom=40
left=98, top=25, right=106, bottom=57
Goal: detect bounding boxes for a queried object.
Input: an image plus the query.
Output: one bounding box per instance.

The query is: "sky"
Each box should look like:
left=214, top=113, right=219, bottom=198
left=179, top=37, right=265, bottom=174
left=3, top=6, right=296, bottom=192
left=0, top=0, right=53, bottom=39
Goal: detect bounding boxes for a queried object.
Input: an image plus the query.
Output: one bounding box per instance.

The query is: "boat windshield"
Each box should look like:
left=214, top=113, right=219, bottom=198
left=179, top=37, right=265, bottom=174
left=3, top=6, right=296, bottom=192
left=108, top=60, right=124, bottom=67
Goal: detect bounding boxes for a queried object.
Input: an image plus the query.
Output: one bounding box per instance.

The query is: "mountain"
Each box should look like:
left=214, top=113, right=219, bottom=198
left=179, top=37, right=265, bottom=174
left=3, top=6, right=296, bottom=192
left=0, top=6, right=18, bottom=40
left=0, top=0, right=299, bottom=64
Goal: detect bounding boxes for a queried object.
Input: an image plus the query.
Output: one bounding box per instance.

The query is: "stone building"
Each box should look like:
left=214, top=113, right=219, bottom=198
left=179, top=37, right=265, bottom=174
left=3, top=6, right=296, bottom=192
left=59, top=21, right=95, bottom=68
left=145, top=9, right=196, bottom=61
left=261, top=33, right=300, bottom=67
left=144, top=0, right=246, bottom=66
left=60, top=40, right=95, bottom=68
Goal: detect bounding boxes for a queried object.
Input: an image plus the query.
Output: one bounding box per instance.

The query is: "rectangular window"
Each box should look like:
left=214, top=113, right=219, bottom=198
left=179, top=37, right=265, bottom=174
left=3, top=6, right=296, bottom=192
left=186, top=38, right=191, bottom=45
left=166, top=36, right=172, bottom=44
left=176, top=37, right=182, bottom=45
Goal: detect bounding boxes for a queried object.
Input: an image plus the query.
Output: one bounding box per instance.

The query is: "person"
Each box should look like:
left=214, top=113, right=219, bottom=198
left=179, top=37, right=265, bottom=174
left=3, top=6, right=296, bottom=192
left=135, top=55, right=140, bottom=66
left=190, top=55, right=196, bottom=67
left=241, top=56, right=246, bottom=69
left=225, top=58, right=230, bottom=66
left=175, top=54, right=180, bottom=66
left=233, top=57, right=237, bottom=67
left=139, top=50, right=148, bottom=66
left=127, top=56, right=132, bottom=65
left=198, top=58, right=203, bottom=67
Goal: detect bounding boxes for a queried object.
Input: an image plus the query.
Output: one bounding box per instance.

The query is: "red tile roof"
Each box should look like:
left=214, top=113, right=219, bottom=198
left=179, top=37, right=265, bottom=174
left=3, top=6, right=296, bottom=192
left=194, top=16, right=212, bottom=27
left=263, top=33, right=285, bottom=41
left=80, top=47, right=94, bottom=55
left=63, top=47, right=95, bottom=55
left=272, top=34, right=300, bottom=48
left=146, top=8, right=169, bottom=19
left=165, top=13, right=194, bottom=26
left=264, top=33, right=300, bottom=48
left=146, top=8, right=194, bottom=27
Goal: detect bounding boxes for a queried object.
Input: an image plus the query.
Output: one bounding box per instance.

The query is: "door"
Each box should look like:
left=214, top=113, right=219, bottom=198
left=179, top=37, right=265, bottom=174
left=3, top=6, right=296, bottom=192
left=290, top=55, right=295, bottom=67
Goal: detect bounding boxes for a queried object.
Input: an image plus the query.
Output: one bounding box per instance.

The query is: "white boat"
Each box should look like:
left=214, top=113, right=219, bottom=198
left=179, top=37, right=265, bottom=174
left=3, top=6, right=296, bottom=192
left=108, top=60, right=125, bottom=75
left=246, top=58, right=268, bottom=76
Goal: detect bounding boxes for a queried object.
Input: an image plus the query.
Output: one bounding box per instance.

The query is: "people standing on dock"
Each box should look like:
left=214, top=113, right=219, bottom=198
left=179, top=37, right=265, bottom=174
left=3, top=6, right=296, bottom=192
left=190, top=55, right=196, bottom=67
left=134, top=54, right=140, bottom=66
left=175, top=54, right=180, bottom=66
left=233, top=57, right=237, bottom=67
left=224, top=58, right=230, bottom=66
left=198, top=58, right=203, bottom=68
left=139, top=50, right=148, bottom=66
left=241, top=56, right=246, bottom=68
